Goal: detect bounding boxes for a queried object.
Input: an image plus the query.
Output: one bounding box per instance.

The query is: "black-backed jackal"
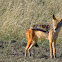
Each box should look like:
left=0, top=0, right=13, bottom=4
left=25, top=14, right=62, bottom=58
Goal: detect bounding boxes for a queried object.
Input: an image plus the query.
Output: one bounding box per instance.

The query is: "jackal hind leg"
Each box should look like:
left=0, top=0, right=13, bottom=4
left=28, top=41, right=36, bottom=56
left=25, top=39, right=32, bottom=57
left=28, top=37, right=38, bottom=56
left=52, top=39, right=56, bottom=58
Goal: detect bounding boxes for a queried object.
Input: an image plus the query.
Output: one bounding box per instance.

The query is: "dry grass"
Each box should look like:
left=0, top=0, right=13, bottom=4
left=0, top=0, right=62, bottom=40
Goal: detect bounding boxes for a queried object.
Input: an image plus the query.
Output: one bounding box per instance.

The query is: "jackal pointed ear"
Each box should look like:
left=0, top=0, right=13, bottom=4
left=53, top=14, right=56, bottom=20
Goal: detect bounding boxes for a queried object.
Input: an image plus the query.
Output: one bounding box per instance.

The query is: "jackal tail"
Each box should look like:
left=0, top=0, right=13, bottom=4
left=26, top=28, right=33, bottom=41
left=25, top=28, right=33, bottom=50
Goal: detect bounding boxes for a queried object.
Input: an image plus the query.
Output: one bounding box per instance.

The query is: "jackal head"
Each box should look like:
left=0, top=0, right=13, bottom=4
left=52, top=14, right=62, bottom=32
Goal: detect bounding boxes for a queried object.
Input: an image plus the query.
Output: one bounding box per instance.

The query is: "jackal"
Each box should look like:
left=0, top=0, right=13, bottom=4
left=25, top=14, right=62, bottom=58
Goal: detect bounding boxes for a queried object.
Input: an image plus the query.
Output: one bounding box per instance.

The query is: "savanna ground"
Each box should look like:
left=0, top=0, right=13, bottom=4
left=0, top=39, right=62, bottom=62
left=0, top=0, right=62, bottom=62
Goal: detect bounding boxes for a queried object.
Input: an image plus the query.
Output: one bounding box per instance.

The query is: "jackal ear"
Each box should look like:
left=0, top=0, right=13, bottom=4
left=53, top=14, right=56, bottom=20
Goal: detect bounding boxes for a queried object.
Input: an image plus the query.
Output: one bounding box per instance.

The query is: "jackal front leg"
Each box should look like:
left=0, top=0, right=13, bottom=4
left=49, top=30, right=53, bottom=58
left=52, top=38, right=56, bottom=58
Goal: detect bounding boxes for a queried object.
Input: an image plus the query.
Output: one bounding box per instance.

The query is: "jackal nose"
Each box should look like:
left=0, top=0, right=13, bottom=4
left=61, top=19, right=62, bottom=21
left=61, top=19, right=62, bottom=23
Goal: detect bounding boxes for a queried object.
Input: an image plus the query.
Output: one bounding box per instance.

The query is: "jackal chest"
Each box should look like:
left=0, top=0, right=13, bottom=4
left=35, top=31, right=48, bottom=39
left=52, top=28, right=61, bottom=39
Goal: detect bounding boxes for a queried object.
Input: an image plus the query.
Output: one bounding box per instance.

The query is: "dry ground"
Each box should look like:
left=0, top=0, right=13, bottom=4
left=0, top=40, right=62, bottom=62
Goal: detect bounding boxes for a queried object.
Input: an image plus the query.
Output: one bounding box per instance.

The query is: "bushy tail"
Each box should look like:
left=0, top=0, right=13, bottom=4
left=25, top=28, right=33, bottom=50
left=26, top=28, right=33, bottom=41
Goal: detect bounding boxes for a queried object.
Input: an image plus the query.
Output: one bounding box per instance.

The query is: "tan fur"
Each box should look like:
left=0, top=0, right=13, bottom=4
left=25, top=14, right=62, bottom=58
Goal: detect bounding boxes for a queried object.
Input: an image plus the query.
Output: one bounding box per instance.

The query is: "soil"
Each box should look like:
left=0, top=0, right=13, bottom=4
left=0, top=40, right=62, bottom=62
